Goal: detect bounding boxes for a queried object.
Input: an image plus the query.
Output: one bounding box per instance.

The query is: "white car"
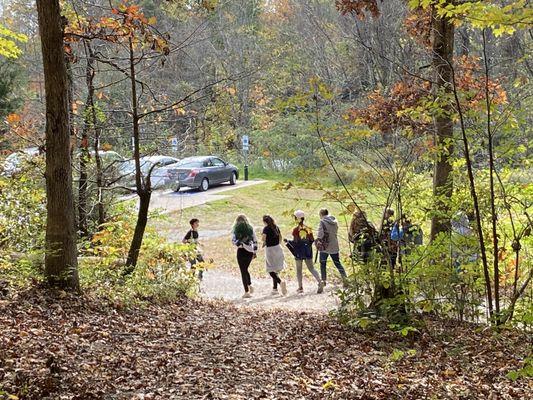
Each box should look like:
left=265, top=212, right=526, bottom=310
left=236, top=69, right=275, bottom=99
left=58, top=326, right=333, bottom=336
left=2, top=147, right=42, bottom=176
left=117, top=155, right=180, bottom=189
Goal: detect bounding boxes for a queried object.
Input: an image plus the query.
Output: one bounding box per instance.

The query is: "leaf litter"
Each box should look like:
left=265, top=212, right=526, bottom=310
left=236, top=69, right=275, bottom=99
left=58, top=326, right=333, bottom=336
left=0, top=287, right=531, bottom=399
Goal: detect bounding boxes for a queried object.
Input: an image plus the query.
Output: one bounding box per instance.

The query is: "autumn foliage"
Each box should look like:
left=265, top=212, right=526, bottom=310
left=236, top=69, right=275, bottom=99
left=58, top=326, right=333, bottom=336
left=64, top=1, right=169, bottom=54
left=335, top=0, right=380, bottom=18
left=347, top=56, right=507, bottom=136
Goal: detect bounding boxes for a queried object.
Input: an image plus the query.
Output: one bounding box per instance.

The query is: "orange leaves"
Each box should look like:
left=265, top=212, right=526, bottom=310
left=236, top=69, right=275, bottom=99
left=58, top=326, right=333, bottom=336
left=404, top=7, right=432, bottom=47
left=347, top=56, right=507, bottom=138
left=65, top=1, right=168, bottom=55
left=5, top=113, right=21, bottom=125
left=335, top=0, right=381, bottom=19
left=346, top=77, right=432, bottom=136
left=454, top=55, right=508, bottom=108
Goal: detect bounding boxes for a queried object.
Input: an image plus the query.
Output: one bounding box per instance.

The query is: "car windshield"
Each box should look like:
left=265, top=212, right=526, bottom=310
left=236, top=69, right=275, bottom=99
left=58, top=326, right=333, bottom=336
left=176, top=158, right=205, bottom=168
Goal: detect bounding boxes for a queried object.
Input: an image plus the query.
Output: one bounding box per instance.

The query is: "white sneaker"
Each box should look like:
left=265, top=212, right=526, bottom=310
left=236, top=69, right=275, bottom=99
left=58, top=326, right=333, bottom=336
left=242, top=292, right=251, bottom=299
left=271, top=289, right=279, bottom=295
left=280, top=281, right=287, bottom=296
left=296, top=288, right=304, bottom=294
left=248, top=285, right=254, bottom=294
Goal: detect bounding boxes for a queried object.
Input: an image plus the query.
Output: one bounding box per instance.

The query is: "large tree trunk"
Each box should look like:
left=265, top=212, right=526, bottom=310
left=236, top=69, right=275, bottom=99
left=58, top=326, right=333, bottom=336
left=37, top=0, right=79, bottom=290
left=430, top=6, right=455, bottom=241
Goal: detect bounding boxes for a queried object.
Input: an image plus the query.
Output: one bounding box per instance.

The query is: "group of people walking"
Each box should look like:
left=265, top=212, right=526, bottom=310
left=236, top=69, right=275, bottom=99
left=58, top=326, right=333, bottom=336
left=183, top=208, right=348, bottom=298
left=231, top=208, right=346, bottom=298
left=182, top=206, right=423, bottom=299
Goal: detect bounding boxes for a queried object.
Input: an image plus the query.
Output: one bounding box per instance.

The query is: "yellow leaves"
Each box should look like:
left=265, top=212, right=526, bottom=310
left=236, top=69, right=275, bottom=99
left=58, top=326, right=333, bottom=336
left=0, top=24, right=27, bottom=58
left=173, top=105, right=186, bottom=116
left=322, top=379, right=337, bottom=390
left=417, top=0, right=533, bottom=35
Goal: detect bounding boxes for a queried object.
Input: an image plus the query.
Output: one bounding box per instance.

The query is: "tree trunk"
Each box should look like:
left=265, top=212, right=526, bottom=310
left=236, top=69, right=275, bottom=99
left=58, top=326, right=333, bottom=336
left=78, top=123, right=89, bottom=236
left=87, top=48, right=106, bottom=227
left=93, top=112, right=106, bottom=227
left=482, top=30, right=500, bottom=321
left=430, top=6, right=455, bottom=241
left=125, top=37, right=150, bottom=273
left=37, top=0, right=79, bottom=290
left=125, top=191, right=151, bottom=272
left=78, top=46, right=94, bottom=237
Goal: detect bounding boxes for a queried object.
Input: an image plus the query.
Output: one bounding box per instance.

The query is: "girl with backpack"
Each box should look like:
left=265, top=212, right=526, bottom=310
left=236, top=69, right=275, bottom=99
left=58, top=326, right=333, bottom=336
left=285, top=210, right=324, bottom=294
left=262, top=215, right=287, bottom=296
left=232, top=214, right=258, bottom=298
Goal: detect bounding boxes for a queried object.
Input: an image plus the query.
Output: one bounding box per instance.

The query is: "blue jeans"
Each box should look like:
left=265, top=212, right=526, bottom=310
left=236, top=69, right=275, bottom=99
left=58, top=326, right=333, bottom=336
left=319, top=252, right=347, bottom=281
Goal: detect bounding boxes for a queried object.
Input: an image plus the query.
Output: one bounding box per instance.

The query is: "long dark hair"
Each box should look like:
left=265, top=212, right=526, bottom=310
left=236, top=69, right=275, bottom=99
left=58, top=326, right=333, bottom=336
left=262, top=215, right=280, bottom=237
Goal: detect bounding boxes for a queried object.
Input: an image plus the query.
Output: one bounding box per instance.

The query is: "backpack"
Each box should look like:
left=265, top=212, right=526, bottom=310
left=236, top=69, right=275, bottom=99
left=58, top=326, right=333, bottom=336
left=390, top=223, right=403, bottom=241
left=314, top=221, right=329, bottom=252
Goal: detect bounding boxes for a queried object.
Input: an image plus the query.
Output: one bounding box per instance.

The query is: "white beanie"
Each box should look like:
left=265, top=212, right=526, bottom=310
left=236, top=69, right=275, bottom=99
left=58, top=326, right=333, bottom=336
left=294, top=210, right=305, bottom=219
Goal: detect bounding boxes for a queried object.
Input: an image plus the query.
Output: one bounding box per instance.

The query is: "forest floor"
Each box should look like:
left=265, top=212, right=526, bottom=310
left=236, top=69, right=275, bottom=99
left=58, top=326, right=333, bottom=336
left=1, top=286, right=531, bottom=400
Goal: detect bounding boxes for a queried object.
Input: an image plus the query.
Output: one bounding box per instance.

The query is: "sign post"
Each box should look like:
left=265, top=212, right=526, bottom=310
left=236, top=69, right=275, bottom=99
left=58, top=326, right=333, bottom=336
left=171, top=137, right=179, bottom=154
left=242, top=135, right=249, bottom=181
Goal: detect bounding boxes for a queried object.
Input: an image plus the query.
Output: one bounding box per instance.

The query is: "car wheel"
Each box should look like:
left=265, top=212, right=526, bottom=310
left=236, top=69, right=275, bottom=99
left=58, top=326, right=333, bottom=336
left=229, top=171, right=237, bottom=185
left=199, top=178, right=209, bottom=192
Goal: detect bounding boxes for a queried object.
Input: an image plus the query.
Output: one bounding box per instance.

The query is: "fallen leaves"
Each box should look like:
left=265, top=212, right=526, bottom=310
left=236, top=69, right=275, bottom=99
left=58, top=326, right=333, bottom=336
left=0, top=287, right=530, bottom=399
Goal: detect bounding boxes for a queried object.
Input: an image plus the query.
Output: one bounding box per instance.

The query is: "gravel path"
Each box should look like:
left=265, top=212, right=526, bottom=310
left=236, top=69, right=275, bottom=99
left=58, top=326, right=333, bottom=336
left=200, top=268, right=341, bottom=313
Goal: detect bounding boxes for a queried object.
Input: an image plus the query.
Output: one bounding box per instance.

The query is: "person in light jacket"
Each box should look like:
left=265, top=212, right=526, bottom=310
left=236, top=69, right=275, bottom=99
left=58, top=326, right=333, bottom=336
left=317, top=208, right=347, bottom=285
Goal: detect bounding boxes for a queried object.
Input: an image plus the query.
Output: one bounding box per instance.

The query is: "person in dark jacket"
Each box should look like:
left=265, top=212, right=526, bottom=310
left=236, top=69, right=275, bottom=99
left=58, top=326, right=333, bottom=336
left=348, top=210, right=378, bottom=263
left=286, top=210, right=324, bottom=294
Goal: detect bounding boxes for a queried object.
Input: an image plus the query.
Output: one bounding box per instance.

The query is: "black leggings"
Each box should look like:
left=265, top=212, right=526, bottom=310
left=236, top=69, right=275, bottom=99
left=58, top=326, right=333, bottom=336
left=237, top=248, right=253, bottom=292
left=269, top=272, right=281, bottom=289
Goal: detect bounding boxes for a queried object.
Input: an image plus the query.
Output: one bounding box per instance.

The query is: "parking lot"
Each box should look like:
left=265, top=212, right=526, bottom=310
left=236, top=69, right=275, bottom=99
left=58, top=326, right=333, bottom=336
left=123, top=179, right=266, bottom=214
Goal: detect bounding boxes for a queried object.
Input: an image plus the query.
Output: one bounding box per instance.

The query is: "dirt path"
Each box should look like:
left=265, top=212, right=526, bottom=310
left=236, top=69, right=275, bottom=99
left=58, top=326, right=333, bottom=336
left=201, top=268, right=340, bottom=313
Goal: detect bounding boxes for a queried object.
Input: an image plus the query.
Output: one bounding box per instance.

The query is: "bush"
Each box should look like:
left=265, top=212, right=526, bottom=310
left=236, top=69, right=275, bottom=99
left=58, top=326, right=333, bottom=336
left=0, top=158, right=46, bottom=252
left=80, top=204, right=200, bottom=306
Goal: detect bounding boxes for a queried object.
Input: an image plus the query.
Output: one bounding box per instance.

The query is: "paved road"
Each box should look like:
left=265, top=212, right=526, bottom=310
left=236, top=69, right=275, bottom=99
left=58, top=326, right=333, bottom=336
left=200, top=268, right=341, bottom=313
left=124, top=179, right=266, bottom=214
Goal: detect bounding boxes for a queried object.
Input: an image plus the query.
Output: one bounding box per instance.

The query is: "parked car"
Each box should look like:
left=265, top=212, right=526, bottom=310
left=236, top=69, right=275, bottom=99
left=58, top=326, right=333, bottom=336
left=117, top=155, right=180, bottom=189
left=73, top=150, right=126, bottom=186
left=167, top=156, right=238, bottom=192
left=2, top=147, right=42, bottom=176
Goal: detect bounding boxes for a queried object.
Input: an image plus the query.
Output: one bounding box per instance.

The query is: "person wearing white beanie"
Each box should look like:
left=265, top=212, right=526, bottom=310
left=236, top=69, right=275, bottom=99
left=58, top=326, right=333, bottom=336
left=285, top=210, right=324, bottom=294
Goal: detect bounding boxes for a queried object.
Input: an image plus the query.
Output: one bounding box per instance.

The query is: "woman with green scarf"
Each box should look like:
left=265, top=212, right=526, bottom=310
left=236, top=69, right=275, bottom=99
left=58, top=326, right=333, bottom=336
left=232, top=214, right=258, bottom=298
